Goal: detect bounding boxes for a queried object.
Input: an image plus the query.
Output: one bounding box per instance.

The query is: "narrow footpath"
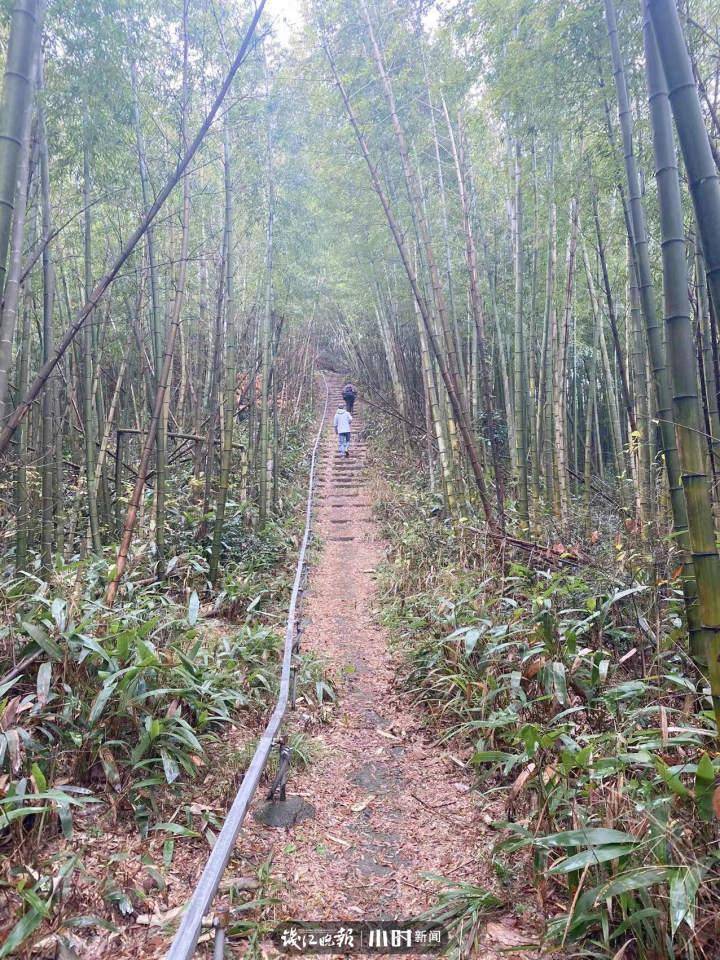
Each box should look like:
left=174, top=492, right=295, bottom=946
left=246, top=374, right=538, bottom=958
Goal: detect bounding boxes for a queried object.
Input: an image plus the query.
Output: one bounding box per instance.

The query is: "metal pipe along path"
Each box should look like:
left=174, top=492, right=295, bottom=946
left=166, top=373, right=329, bottom=960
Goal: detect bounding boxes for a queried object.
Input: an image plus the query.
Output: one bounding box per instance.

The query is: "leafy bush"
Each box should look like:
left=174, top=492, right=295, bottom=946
left=375, top=482, right=720, bottom=959
left=0, top=584, right=289, bottom=839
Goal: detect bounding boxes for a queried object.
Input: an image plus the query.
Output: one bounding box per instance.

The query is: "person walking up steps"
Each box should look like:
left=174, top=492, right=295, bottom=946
left=333, top=401, right=352, bottom=457
left=342, top=382, right=357, bottom=414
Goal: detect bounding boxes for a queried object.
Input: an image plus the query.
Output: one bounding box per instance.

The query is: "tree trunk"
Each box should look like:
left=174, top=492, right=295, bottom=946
left=541, top=195, right=557, bottom=505
left=130, top=55, right=166, bottom=568
left=512, top=140, right=528, bottom=528
left=106, top=0, right=194, bottom=605
left=209, top=117, right=237, bottom=583
left=0, top=0, right=39, bottom=299
left=447, top=104, right=506, bottom=524
left=645, top=4, right=720, bottom=686
left=607, top=0, right=699, bottom=658
left=599, top=320, right=626, bottom=499
left=39, top=66, right=55, bottom=572
left=554, top=198, right=579, bottom=520
left=415, top=294, right=457, bottom=512
left=592, top=183, right=636, bottom=440
left=259, top=60, right=274, bottom=525
left=14, top=290, right=32, bottom=569
left=581, top=241, right=602, bottom=519
left=94, top=353, right=127, bottom=499
left=0, top=47, right=36, bottom=421
left=418, top=34, right=463, bottom=386
left=82, top=117, right=101, bottom=553
left=629, top=239, right=653, bottom=531
left=694, top=233, right=720, bottom=479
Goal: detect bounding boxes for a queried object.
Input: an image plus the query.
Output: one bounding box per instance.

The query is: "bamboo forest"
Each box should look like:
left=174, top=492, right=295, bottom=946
left=6, top=0, right=720, bottom=956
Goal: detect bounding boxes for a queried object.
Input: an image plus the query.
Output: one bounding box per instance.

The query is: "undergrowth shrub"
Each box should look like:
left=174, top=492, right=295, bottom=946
left=0, top=414, right=334, bottom=951
left=374, top=478, right=720, bottom=960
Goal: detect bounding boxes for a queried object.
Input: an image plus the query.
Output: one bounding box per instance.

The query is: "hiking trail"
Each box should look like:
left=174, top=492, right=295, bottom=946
left=243, top=374, right=539, bottom=958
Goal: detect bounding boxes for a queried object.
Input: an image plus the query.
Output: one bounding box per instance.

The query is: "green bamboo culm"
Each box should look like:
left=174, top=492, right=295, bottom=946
left=0, top=0, right=39, bottom=301
left=643, top=6, right=714, bottom=657
left=605, top=0, right=703, bottom=651
left=259, top=53, right=274, bottom=526
left=0, top=11, right=36, bottom=423
left=512, top=140, right=529, bottom=531
left=209, top=116, right=237, bottom=584
left=646, top=0, right=720, bottom=728
left=39, top=64, right=55, bottom=574
left=415, top=299, right=458, bottom=514
left=83, top=121, right=101, bottom=554
left=14, top=294, right=31, bottom=569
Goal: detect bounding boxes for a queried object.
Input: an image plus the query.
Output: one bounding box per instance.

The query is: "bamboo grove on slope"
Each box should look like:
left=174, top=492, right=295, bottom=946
left=310, top=0, right=720, bottom=721
left=0, top=0, right=320, bottom=604
left=2, top=0, right=720, bottom=718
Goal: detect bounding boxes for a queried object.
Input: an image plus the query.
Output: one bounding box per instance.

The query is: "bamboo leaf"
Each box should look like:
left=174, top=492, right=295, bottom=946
left=549, top=844, right=636, bottom=874
left=0, top=907, right=45, bottom=958
left=539, top=828, right=637, bottom=848
left=77, top=634, right=112, bottom=664
left=65, top=915, right=118, bottom=931
left=463, top=628, right=481, bottom=657
left=163, top=840, right=175, bottom=868
left=5, top=728, right=21, bottom=773
left=30, top=762, right=46, bottom=793
left=57, top=802, right=73, bottom=839
left=88, top=681, right=116, bottom=724
left=0, top=675, right=20, bottom=699
left=669, top=867, right=702, bottom=938
left=51, top=597, right=66, bottom=631
left=187, top=590, right=200, bottom=626
left=587, top=867, right=669, bottom=905
left=0, top=805, right=47, bottom=825
left=550, top=661, right=569, bottom=706
left=36, top=661, right=51, bottom=707
left=151, top=822, right=200, bottom=838
left=247, top=593, right=263, bottom=612
left=655, top=757, right=691, bottom=798
left=21, top=621, right=62, bottom=660
left=160, top=749, right=180, bottom=784
left=695, top=752, right=716, bottom=821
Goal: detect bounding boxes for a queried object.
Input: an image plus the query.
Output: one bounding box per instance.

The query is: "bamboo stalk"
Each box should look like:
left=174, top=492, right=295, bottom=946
left=512, top=140, right=528, bottom=529
left=323, top=30, right=496, bottom=528
left=0, top=0, right=39, bottom=299
left=209, top=116, right=237, bottom=583
left=644, top=3, right=720, bottom=698
left=0, top=0, right=267, bottom=458
left=106, top=0, right=194, bottom=605
left=607, top=0, right=700, bottom=649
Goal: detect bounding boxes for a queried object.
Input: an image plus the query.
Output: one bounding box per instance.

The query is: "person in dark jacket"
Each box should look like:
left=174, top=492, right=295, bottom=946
left=342, top=382, right=357, bottom=414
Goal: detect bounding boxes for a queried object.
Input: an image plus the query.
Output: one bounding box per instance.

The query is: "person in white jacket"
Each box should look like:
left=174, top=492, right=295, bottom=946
left=333, top=402, right=353, bottom=457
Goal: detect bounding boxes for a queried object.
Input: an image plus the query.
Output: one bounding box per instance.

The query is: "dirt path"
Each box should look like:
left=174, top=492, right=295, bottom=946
left=245, top=375, right=539, bottom=958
